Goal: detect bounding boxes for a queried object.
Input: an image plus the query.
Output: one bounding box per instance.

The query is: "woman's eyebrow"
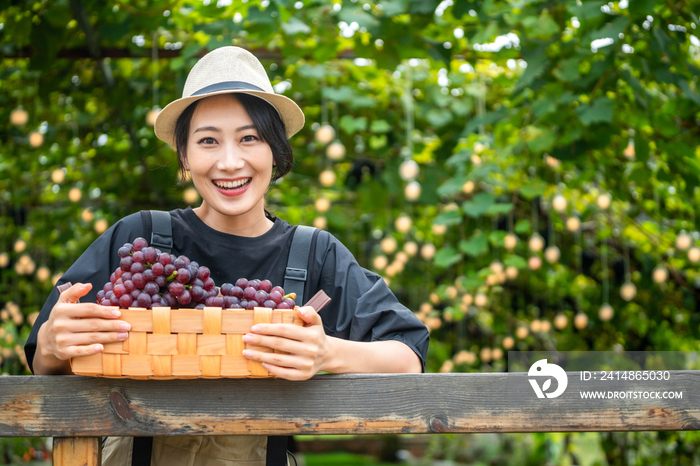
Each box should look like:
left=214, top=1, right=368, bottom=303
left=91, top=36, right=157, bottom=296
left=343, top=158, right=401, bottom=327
left=193, top=124, right=257, bottom=133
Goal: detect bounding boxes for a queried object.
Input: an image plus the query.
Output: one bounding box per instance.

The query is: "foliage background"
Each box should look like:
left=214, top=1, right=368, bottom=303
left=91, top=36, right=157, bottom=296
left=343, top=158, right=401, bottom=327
left=1, top=0, right=700, bottom=463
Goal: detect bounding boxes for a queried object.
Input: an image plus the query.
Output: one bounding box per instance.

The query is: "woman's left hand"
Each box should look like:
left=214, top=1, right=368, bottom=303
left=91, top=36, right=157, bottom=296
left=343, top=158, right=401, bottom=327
left=241, top=306, right=330, bottom=380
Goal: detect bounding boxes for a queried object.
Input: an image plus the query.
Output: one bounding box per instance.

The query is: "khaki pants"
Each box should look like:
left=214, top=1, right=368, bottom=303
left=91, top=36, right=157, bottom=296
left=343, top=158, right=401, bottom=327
left=102, top=436, right=291, bottom=465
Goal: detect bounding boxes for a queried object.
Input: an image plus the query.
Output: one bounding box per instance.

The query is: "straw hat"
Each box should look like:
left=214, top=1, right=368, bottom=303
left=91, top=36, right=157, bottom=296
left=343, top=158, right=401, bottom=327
left=154, top=46, right=305, bottom=149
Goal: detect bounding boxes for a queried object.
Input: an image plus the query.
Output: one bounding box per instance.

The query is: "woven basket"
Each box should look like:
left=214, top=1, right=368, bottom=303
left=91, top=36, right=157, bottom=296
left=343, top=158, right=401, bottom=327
left=70, top=306, right=303, bottom=379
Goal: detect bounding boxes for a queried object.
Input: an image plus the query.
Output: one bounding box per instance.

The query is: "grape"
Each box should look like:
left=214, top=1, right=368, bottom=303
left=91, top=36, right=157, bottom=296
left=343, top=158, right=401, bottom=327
left=159, top=297, right=169, bottom=307
left=132, top=251, right=145, bottom=264
left=158, top=254, right=172, bottom=266
left=282, top=298, right=295, bottom=308
left=271, top=286, right=284, bottom=296
left=269, top=290, right=283, bottom=304
left=259, top=280, right=273, bottom=293
left=121, top=272, right=133, bottom=282
left=132, top=273, right=146, bottom=289
left=187, top=264, right=198, bottom=280
left=176, top=268, right=191, bottom=284
left=205, top=297, right=215, bottom=307
left=177, top=290, right=191, bottom=305
left=248, top=280, right=260, bottom=291
left=96, top=290, right=105, bottom=301
left=178, top=255, right=191, bottom=266
left=152, top=262, right=164, bottom=276
left=144, top=282, right=160, bottom=296
left=130, top=289, right=141, bottom=300
left=277, top=301, right=291, bottom=309
left=133, top=237, right=148, bottom=251
left=105, top=290, right=114, bottom=299
left=245, top=300, right=256, bottom=310
left=142, top=269, right=155, bottom=282
left=115, top=268, right=123, bottom=280
left=110, top=295, right=120, bottom=306
left=119, top=295, right=133, bottom=308
left=162, top=292, right=177, bottom=307
left=195, top=304, right=205, bottom=310
left=221, top=283, right=233, bottom=296
left=239, top=299, right=248, bottom=309
left=224, top=296, right=240, bottom=309
left=243, top=286, right=256, bottom=301
left=124, top=280, right=136, bottom=293
left=189, top=278, right=203, bottom=289
left=103, top=283, right=114, bottom=293
left=154, top=276, right=167, bottom=288
left=230, top=286, right=244, bottom=299
left=254, top=290, right=268, bottom=305
left=197, top=267, right=210, bottom=281
left=235, top=278, right=248, bottom=289
left=143, top=247, right=157, bottom=263
left=118, top=246, right=131, bottom=258
left=137, top=292, right=151, bottom=307
left=168, top=282, right=185, bottom=296
left=110, top=272, right=117, bottom=285
left=100, top=299, right=111, bottom=306
left=164, top=264, right=176, bottom=277
left=212, top=296, right=224, bottom=308
left=203, top=277, right=216, bottom=291
left=120, top=256, right=133, bottom=272
left=122, top=242, right=133, bottom=252
left=130, top=262, right=145, bottom=275
left=191, top=286, right=207, bottom=302
left=113, top=284, right=127, bottom=298
left=174, top=257, right=187, bottom=269
left=207, top=288, right=217, bottom=298
left=190, top=261, right=199, bottom=269
left=263, top=300, right=277, bottom=309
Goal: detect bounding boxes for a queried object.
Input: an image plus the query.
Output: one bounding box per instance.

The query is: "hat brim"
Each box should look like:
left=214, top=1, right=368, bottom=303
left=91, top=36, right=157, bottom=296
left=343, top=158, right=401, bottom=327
left=154, top=89, right=305, bottom=150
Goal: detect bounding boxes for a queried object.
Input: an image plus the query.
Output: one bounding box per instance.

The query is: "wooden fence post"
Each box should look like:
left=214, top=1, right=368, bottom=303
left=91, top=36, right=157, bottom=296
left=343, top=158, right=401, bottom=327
left=52, top=437, right=101, bottom=466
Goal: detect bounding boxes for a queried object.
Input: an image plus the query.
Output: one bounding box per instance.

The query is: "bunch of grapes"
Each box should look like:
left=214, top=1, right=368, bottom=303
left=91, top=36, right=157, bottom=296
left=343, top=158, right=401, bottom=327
left=211, top=278, right=296, bottom=310
left=96, top=237, right=217, bottom=310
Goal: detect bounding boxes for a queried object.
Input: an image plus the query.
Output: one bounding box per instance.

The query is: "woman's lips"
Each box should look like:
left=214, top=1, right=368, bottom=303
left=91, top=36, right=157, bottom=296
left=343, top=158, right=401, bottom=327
left=212, top=178, right=251, bottom=197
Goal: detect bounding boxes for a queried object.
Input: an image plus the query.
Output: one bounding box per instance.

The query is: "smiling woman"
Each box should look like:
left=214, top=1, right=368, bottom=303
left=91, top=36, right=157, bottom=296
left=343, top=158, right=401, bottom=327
left=25, top=46, right=429, bottom=466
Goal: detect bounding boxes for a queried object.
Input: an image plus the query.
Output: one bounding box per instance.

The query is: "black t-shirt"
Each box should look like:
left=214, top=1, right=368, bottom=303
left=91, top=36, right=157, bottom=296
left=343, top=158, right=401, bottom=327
left=25, top=207, right=429, bottom=373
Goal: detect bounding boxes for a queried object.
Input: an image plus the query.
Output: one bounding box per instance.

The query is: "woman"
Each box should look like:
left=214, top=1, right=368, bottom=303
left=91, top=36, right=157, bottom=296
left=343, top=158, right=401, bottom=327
left=25, top=46, right=429, bottom=465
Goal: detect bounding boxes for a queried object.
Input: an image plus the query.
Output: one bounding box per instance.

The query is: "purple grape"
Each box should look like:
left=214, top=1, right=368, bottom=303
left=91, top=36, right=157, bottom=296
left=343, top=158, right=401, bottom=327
left=130, top=289, right=141, bottom=300
left=132, top=273, right=146, bottom=289
left=169, top=282, right=185, bottom=296
left=119, top=295, right=133, bottom=308
left=221, top=283, right=233, bottom=296
left=118, top=246, right=131, bottom=258
left=271, top=286, right=284, bottom=296
left=189, top=278, right=203, bottom=288
left=164, top=264, right=176, bottom=277
left=190, top=261, right=199, bottom=269
left=162, top=292, right=177, bottom=307
left=205, top=297, right=215, bottom=307
left=191, top=286, right=207, bottom=302
left=197, top=267, right=210, bottom=281
left=254, top=290, right=268, bottom=305
left=245, top=300, right=256, bottom=310
left=176, top=268, right=191, bottom=284
left=121, top=272, right=132, bottom=282
left=212, top=296, right=224, bottom=308
left=122, top=242, right=133, bottom=252
left=177, top=290, right=191, bottom=305
left=100, top=299, right=111, bottom=306
left=259, top=280, right=273, bottom=293
left=152, top=262, right=164, bottom=275
left=195, top=303, right=205, bottom=310
left=110, top=295, right=120, bottom=306
left=160, top=297, right=168, bottom=307
left=96, top=290, right=105, bottom=301
left=154, top=275, right=167, bottom=288
left=248, top=280, right=260, bottom=291
left=144, top=282, right=159, bottom=296
left=120, top=256, right=133, bottom=272
left=105, top=290, right=114, bottom=299
left=277, top=301, right=291, bottom=309
left=115, top=268, right=123, bottom=280
left=103, top=282, right=114, bottom=293
left=263, top=300, right=277, bottom=309
left=179, top=255, right=190, bottom=266
left=133, top=237, right=148, bottom=251
left=243, top=286, right=257, bottom=301
left=143, top=247, right=157, bottom=263
left=187, top=264, right=198, bottom=280
left=208, top=288, right=217, bottom=298
left=235, top=278, right=248, bottom=289
left=137, top=292, right=151, bottom=307
left=158, top=254, right=172, bottom=266
left=110, top=272, right=117, bottom=285
left=282, top=298, right=295, bottom=308
left=174, top=258, right=187, bottom=269
left=230, top=286, right=244, bottom=299
left=239, top=299, right=248, bottom=309
left=132, top=251, right=145, bottom=264
left=269, top=290, right=283, bottom=304
left=224, top=296, right=240, bottom=309
left=124, top=280, right=136, bottom=293
left=143, top=269, right=155, bottom=282
left=203, top=277, right=216, bottom=291
left=130, top=262, right=145, bottom=274
left=113, top=284, right=127, bottom=298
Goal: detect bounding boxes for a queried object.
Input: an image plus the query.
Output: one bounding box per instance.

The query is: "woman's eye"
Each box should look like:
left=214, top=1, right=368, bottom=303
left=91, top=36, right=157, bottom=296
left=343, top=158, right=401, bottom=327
left=198, top=137, right=216, bottom=145
left=241, top=135, right=258, bottom=143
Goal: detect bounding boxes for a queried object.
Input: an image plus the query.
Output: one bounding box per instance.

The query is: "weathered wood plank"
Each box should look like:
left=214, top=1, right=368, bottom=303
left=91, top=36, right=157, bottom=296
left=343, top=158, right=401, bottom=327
left=52, top=437, right=101, bottom=466
left=1, top=372, right=698, bottom=437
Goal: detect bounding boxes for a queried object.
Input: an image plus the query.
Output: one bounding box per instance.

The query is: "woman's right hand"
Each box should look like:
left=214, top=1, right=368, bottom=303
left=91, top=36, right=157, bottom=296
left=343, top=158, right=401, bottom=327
left=34, top=282, right=131, bottom=375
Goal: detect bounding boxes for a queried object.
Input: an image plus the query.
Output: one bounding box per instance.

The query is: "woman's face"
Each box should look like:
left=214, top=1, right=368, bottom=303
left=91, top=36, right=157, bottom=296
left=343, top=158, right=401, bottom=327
left=185, top=94, right=274, bottom=231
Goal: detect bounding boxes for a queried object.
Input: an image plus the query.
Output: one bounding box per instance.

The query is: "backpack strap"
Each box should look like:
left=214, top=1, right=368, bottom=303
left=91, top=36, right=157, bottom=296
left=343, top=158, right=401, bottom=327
left=283, top=225, right=316, bottom=306
left=150, top=210, right=173, bottom=254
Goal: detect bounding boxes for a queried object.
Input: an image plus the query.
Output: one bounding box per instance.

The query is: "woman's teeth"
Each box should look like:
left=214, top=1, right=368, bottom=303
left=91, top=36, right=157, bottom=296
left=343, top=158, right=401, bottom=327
left=214, top=178, right=251, bottom=189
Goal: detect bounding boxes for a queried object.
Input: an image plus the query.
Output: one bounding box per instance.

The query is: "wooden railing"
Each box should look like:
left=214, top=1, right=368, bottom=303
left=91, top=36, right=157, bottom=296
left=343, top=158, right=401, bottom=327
left=1, top=372, right=699, bottom=465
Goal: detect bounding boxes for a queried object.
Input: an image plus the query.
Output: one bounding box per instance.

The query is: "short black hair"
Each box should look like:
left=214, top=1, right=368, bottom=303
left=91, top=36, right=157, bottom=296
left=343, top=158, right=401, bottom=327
left=174, top=93, right=294, bottom=186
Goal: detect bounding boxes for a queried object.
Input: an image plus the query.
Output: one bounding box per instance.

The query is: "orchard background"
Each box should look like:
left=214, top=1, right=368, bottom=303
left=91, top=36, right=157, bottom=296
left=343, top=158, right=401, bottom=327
left=1, top=0, right=700, bottom=464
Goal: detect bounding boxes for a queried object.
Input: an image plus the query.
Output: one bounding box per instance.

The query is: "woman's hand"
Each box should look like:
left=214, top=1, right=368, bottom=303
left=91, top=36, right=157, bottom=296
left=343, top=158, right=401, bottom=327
left=241, top=306, right=330, bottom=381
left=34, top=282, right=131, bottom=375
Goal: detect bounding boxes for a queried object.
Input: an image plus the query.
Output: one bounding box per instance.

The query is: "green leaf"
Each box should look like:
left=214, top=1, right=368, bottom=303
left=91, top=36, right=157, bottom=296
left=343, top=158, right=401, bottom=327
left=519, top=180, right=546, bottom=200
left=634, top=134, right=650, bottom=164
left=297, top=64, right=327, bottom=79
left=426, top=108, right=453, bottom=127
left=437, top=176, right=468, bottom=196
left=281, top=17, right=311, bottom=35
left=434, top=209, right=463, bottom=226
left=515, top=220, right=531, bottom=234
left=575, top=98, right=614, bottom=126
left=486, top=203, right=514, bottom=215
left=459, top=233, right=489, bottom=257
left=370, top=120, right=391, bottom=133
left=488, top=230, right=507, bottom=246
left=434, top=246, right=462, bottom=268
left=503, top=255, right=528, bottom=269
left=462, top=192, right=496, bottom=217
left=322, top=86, right=356, bottom=102
left=339, top=115, right=368, bottom=134
left=518, top=47, right=549, bottom=88
left=369, top=135, right=387, bottom=149
left=628, top=0, right=655, bottom=18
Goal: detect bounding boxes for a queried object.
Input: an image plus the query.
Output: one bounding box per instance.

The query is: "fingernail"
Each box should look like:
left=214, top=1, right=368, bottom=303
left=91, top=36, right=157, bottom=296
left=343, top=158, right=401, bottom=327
left=118, top=332, right=128, bottom=340
left=93, top=344, right=103, bottom=352
left=242, top=335, right=253, bottom=343
left=242, top=350, right=253, bottom=358
left=112, top=310, right=121, bottom=318
left=251, top=325, right=261, bottom=332
left=120, top=323, right=131, bottom=331
left=299, top=308, right=307, bottom=316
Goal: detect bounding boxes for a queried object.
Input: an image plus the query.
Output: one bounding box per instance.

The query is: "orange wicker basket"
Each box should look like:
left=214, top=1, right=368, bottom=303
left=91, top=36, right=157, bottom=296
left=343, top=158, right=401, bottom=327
left=71, top=306, right=304, bottom=379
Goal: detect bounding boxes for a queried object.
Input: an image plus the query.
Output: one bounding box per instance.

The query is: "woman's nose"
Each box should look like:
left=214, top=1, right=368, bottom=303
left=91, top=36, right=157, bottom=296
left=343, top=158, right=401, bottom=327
left=216, top=142, right=246, bottom=171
